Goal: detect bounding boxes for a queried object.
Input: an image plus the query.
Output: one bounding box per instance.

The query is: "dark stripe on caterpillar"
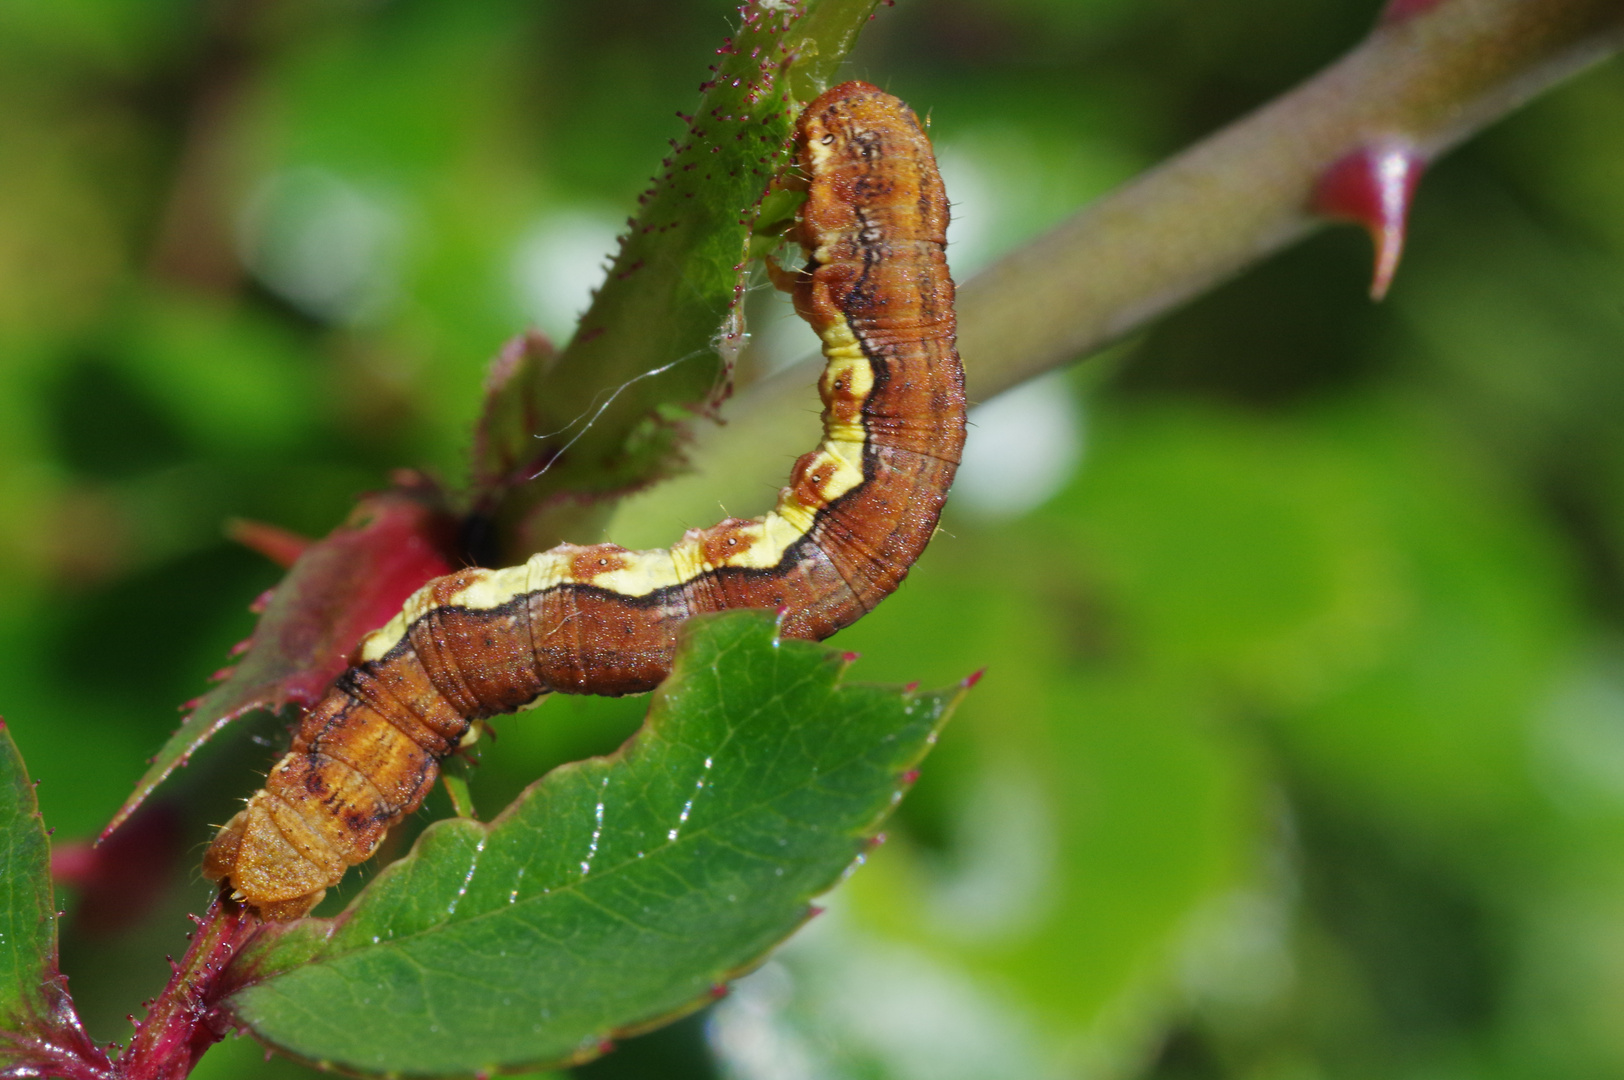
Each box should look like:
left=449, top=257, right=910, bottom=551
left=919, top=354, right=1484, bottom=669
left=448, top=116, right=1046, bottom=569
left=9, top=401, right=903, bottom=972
left=203, top=80, right=967, bottom=920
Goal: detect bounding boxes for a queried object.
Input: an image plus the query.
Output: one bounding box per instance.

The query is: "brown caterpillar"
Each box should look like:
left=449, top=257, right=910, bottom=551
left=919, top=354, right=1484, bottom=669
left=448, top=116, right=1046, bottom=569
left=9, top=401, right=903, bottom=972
left=203, top=81, right=967, bottom=920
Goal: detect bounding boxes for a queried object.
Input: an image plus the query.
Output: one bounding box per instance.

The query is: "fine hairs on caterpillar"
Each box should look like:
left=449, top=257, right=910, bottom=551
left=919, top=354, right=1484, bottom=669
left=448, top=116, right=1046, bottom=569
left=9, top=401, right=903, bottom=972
left=204, top=81, right=967, bottom=920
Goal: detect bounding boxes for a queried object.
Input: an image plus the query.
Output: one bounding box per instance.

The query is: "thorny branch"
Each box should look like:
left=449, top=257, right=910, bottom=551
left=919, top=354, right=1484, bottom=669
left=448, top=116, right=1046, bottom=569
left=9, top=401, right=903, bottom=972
left=610, top=0, right=1624, bottom=534
left=111, top=900, right=256, bottom=1080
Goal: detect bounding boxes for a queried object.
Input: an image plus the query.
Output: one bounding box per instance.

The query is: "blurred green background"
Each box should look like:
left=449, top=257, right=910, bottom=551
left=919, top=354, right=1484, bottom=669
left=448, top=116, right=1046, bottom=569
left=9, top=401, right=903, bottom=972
left=3, top=0, right=1624, bottom=1077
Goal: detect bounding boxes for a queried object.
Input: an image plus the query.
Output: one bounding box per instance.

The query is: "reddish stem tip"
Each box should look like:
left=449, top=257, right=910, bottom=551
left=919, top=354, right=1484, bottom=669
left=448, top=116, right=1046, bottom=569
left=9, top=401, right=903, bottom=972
left=1311, top=143, right=1426, bottom=301
left=962, top=668, right=986, bottom=690
left=226, top=518, right=312, bottom=569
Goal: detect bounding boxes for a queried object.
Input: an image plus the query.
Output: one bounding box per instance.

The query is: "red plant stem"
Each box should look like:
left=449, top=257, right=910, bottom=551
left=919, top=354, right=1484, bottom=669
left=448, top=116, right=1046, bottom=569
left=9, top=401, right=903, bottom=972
left=115, top=899, right=257, bottom=1080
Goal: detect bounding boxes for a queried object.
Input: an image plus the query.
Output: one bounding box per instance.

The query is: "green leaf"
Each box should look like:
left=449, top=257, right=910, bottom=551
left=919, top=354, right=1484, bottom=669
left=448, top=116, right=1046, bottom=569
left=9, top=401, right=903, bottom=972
left=0, top=722, right=56, bottom=1034
left=481, top=0, right=883, bottom=558
left=0, top=722, right=107, bottom=1076
left=224, top=611, right=959, bottom=1078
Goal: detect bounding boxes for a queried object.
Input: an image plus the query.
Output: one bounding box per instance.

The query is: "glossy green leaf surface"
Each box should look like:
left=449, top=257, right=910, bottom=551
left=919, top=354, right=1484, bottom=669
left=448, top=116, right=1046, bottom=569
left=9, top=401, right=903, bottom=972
left=224, top=611, right=957, bottom=1077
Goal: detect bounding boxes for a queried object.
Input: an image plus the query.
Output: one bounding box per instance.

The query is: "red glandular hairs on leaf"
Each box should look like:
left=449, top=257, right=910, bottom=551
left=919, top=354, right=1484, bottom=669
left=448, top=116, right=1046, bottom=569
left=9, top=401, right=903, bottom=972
left=1311, top=143, right=1426, bottom=301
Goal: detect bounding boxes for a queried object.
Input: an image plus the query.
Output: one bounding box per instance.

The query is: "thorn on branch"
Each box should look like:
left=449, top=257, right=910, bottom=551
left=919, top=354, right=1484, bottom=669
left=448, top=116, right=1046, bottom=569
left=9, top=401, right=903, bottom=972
left=1311, top=143, right=1426, bottom=301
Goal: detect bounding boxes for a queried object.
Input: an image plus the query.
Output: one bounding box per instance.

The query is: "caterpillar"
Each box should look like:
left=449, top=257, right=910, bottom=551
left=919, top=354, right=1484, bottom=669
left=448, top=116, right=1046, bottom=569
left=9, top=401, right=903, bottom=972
left=203, top=81, right=967, bottom=921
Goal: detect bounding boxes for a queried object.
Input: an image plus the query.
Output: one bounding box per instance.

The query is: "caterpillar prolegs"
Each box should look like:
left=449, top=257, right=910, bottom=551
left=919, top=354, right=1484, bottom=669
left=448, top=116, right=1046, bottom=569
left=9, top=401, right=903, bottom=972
left=203, top=81, right=967, bottom=920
